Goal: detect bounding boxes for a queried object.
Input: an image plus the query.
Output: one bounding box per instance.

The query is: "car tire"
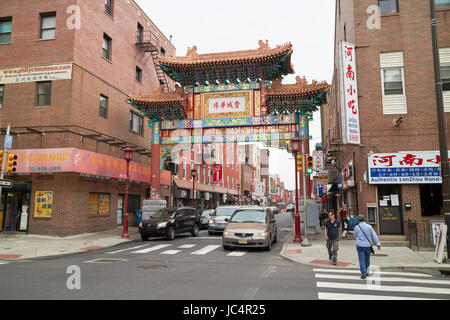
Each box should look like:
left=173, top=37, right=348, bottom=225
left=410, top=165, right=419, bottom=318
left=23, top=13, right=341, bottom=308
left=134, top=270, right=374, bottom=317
left=140, top=233, right=149, bottom=241
left=264, top=236, right=272, bottom=251
left=191, top=224, right=200, bottom=237
left=223, top=245, right=232, bottom=250
left=166, top=227, right=175, bottom=241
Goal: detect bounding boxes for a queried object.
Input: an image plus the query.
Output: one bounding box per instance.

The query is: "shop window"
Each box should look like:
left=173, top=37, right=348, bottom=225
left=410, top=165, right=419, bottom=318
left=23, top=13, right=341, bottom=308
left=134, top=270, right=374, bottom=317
left=419, top=184, right=443, bottom=217
left=0, top=17, right=12, bottom=43
left=88, top=193, right=110, bottom=215
left=40, top=12, right=56, bottom=40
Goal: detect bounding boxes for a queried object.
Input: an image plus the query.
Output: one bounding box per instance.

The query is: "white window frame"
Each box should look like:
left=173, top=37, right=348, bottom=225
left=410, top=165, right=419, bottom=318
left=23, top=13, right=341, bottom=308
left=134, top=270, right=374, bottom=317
left=380, top=67, right=406, bottom=97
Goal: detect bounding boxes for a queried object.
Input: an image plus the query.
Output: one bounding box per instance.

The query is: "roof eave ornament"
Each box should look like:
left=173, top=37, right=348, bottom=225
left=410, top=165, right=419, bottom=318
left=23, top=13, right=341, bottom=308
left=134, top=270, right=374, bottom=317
left=258, top=40, right=270, bottom=50
left=186, top=45, right=198, bottom=57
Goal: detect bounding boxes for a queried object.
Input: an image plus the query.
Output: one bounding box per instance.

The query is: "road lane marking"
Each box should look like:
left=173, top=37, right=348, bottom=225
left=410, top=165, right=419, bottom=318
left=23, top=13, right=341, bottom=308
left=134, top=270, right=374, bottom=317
left=242, top=266, right=277, bottom=300
left=227, top=251, right=247, bottom=257
left=316, top=281, right=450, bottom=295
left=190, top=245, right=221, bottom=255
left=161, top=250, right=182, bottom=255
left=313, top=268, right=432, bottom=277
left=178, top=244, right=196, bottom=249
left=106, top=244, right=149, bottom=254
left=318, top=292, right=442, bottom=300
left=315, top=273, right=450, bottom=285
left=131, top=244, right=171, bottom=254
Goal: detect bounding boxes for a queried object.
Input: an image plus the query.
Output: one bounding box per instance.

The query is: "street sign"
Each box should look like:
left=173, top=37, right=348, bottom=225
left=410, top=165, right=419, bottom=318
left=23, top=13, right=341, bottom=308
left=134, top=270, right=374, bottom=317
left=4, top=135, right=13, bottom=149
left=0, top=179, right=13, bottom=188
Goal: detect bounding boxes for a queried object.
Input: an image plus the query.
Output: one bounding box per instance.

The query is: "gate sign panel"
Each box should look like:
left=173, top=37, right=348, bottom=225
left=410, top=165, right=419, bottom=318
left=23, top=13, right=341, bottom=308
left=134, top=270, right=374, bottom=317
left=312, top=150, right=324, bottom=171
left=368, top=151, right=450, bottom=184
left=213, top=164, right=222, bottom=183
left=209, top=96, right=246, bottom=114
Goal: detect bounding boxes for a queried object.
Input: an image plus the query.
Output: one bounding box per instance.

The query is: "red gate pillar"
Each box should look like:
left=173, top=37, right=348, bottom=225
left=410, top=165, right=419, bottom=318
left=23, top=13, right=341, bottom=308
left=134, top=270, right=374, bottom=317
left=150, top=120, right=162, bottom=200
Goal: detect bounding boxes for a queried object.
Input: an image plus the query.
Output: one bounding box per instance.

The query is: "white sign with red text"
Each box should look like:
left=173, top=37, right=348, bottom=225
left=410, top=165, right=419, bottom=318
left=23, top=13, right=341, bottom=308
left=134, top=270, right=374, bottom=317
left=208, top=96, right=246, bottom=114
left=368, top=151, right=450, bottom=184
left=339, top=41, right=360, bottom=145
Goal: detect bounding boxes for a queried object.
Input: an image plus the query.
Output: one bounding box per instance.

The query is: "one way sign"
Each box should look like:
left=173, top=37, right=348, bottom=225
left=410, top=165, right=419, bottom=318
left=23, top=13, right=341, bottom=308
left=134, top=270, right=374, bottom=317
left=0, top=179, right=13, bottom=188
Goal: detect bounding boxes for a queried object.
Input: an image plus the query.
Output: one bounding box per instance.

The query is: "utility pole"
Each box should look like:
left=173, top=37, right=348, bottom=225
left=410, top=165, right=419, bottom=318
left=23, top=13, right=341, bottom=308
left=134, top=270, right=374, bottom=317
left=429, top=0, right=450, bottom=261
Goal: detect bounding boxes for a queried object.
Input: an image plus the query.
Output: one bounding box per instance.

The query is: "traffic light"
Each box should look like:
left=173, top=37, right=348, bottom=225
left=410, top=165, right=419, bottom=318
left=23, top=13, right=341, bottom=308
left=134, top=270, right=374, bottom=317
left=296, top=154, right=303, bottom=172
left=6, top=153, right=17, bottom=173
left=306, top=155, right=314, bottom=174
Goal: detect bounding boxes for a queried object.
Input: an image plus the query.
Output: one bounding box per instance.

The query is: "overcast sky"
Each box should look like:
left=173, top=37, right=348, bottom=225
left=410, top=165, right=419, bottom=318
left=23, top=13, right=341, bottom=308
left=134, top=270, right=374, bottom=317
left=136, top=0, right=336, bottom=190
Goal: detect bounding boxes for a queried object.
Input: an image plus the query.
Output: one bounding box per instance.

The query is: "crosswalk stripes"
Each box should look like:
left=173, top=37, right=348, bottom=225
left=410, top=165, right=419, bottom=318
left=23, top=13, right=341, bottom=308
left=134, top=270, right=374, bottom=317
left=106, top=243, right=248, bottom=257
left=313, top=268, right=450, bottom=300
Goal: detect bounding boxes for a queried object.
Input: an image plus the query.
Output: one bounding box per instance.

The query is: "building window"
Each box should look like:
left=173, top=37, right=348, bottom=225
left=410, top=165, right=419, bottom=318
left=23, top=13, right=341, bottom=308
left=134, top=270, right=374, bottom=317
left=105, top=0, right=113, bottom=16
left=435, top=0, right=450, bottom=8
left=420, top=184, right=442, bottom=217
left=136, top=66, right=142, bottom=83
left=130, top=111, right=143, bottom=135
left=99, top=95, right=108, bottom=119
left=36, top=81, right=51, bottom=106
left=442, top=65, right=450, bottom=91
left=88, top=193, right=110, bottom=215
left=190, top=161, right=194, bottom=181
left=40, top=12, right=56, bottom=40
left=0, top=17, right=12, bottom=43
left=103, top=33, right=111, bottom=60
left=378, top=0, right=398, bottom=14
left=0, top=85, right=4, bottom=108
left=137, top=23, right=143, bottom=43
left=382, top=68, right=404, bottom=95
left=160, top=47, right=166, bottom=56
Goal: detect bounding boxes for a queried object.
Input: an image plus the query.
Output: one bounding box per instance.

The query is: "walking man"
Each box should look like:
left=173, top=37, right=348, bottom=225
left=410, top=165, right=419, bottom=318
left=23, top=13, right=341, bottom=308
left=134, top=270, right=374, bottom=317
left=324, top=211, right=342, bottom=265
left=354, top=214, right=381, bottom=279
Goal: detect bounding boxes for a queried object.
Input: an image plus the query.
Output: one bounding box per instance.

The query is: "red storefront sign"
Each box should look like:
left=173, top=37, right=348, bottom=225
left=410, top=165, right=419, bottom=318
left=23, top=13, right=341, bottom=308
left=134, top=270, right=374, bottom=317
left=213, top=164, right=222, bottom=183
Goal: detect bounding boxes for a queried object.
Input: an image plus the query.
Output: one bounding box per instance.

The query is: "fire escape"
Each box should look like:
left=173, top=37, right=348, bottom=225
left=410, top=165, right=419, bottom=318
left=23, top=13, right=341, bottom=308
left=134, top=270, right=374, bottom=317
left=136, top=29, right=170, bottom=93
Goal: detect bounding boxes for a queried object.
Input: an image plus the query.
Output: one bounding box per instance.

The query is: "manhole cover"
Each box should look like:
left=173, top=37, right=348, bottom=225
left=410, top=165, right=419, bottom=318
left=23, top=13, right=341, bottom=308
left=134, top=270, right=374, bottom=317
left=138, top=265, right=167, bottom=270
left=372, top=254, right=388, bottom=257
left=83, top=258, right=128, bottom=263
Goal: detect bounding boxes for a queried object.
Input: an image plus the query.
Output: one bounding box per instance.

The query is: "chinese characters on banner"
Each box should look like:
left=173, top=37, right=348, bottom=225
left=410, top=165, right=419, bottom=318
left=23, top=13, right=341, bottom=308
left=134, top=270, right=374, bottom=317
left=339, top=41, right=360, bottom=144
left=208, top=96, right=246, bottom=114
left=368, top=151, right=450, bottom=184
left=34, top=191, right=53, bottom=218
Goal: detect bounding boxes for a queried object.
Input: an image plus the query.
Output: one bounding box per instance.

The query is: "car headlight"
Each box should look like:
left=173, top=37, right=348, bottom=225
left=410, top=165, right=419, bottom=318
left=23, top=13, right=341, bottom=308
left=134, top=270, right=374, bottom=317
left=157, top=222, right=168, bottom=228
left=223, top=231, right=232, bottom=236
left=254, top=231, right=269, bottom=237
left=208, top=219, right=215, bottom=225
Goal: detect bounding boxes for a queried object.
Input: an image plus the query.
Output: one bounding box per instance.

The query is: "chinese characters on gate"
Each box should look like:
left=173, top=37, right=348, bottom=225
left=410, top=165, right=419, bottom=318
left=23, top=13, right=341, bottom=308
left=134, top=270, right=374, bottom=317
left=340, top=41, right=360, bottom=145
left=368, top=152, right=449, bottom=184
left=208, top=96, right=246, bottom=114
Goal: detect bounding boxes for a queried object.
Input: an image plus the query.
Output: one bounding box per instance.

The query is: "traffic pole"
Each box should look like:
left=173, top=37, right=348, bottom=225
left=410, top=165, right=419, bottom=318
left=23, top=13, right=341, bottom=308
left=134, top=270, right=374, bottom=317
left=301, top=136, right=311, bottom=247
left=0, top=125, right=11, bottom=206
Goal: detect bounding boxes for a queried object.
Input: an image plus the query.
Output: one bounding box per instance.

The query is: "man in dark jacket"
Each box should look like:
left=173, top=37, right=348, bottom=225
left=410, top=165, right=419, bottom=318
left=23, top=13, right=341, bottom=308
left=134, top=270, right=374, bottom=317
left=324, top=211, right=342, bottom=265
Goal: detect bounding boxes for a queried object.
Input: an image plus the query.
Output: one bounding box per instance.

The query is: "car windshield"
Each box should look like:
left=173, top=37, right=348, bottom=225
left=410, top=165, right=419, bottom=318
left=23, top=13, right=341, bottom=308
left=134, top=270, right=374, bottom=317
left=215, top=207, right=238, bottom=216
left=230, top=210, right=266, bottom=223
left=151, top=208, right=177, bottom=218
left=202, top=210, right=213, bottom=217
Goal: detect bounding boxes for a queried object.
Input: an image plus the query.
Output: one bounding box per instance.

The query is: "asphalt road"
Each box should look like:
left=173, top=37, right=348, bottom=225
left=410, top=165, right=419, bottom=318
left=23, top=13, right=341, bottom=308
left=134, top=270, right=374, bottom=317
left=0, top=211, right=319, bottom=300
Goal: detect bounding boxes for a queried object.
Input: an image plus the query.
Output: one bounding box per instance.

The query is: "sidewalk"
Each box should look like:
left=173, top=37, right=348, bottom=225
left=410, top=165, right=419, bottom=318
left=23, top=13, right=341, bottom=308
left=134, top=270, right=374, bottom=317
left=0, top=227, right=140, bottom=261
left=280, top=226, right=450, bottom=276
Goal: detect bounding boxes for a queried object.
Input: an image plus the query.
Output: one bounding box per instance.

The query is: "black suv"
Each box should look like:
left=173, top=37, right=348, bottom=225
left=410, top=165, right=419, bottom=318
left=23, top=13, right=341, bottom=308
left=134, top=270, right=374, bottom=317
left=139, top=207, right=201, bottom=241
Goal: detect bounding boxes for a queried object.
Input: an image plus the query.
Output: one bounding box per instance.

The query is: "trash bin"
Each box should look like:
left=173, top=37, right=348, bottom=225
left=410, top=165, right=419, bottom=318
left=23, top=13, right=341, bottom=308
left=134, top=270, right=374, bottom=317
left=136, top=210, right=143, bottom=227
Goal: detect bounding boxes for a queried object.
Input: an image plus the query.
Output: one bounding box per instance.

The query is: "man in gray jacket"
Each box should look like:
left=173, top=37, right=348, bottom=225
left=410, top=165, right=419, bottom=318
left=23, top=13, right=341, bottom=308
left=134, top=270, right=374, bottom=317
left=353, top=214, right=381, bottom=279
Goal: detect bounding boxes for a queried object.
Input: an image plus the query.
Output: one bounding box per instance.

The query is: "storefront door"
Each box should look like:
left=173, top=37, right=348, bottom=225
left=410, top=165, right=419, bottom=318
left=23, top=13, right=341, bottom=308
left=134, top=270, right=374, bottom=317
left=378, top=185, right=404, bottom=235
left=4, top=192, right=21, bottom=232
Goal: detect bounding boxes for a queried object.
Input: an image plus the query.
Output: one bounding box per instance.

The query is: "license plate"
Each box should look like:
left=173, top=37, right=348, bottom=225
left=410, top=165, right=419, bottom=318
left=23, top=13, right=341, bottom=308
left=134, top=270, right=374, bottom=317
left=239, top=238, right=248, bottom=244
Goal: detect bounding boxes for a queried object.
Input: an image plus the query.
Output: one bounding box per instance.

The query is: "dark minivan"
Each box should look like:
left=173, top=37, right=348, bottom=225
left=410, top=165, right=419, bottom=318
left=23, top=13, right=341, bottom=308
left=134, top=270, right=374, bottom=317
left=139, top=207, right=201, bottom=241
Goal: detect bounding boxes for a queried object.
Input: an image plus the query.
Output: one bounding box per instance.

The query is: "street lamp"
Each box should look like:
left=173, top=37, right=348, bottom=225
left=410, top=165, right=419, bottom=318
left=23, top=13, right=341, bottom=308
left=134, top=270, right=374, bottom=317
left=122, top=147, right=134, bottom=238
left=191, top=168, right=197, bottom=208
left=290, top=137, right=303, bottom=243
left=237, top=183, right=241, bottom=205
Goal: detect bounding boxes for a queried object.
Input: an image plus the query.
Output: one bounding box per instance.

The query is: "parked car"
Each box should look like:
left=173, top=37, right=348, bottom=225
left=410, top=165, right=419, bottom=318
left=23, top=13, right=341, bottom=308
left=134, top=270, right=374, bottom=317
left=222, top=206, right=277, bottom=251
left=208, top=205, right=240, bottom=235
left=200, top=209, right=214, bottom=230
left=139, top=207, right=201, bottom=241
left=286, top=204, right=294, bottom=213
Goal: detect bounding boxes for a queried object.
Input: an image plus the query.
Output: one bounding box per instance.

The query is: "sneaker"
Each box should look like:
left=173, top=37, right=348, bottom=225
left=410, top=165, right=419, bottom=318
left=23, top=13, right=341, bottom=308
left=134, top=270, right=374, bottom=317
left=329, top=256, right=332, bottom=261
left=333, top=260, right=337, bottom=265
left=360, top=275, right=366, bottom=280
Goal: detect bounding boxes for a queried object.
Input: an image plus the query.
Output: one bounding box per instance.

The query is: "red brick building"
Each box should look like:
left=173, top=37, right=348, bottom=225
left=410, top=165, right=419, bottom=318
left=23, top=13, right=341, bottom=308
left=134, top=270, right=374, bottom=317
left=0, top=0, right=175, bottom=235
left=323, top=0, right=450, bottom=247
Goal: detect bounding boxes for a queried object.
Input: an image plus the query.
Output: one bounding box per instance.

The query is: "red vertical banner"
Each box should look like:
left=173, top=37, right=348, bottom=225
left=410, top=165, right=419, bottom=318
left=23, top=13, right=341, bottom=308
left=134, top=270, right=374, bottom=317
left=213, top=164, right=222, bottom=183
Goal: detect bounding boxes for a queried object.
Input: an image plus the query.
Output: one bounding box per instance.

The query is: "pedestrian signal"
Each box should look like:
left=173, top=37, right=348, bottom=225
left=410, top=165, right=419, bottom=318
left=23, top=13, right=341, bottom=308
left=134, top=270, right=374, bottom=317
left=306, top=155, right=314, bottom=174
left=6, top=153, right=17, bottom=173
left=296, top=154, right=303, bottom=171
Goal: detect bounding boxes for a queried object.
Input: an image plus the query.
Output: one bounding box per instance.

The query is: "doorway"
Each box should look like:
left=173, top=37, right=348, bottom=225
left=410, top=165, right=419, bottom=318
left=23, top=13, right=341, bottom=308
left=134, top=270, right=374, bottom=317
left=377, top=185, right=404, bottom=235
left=3, top=192, right=21, bottom=232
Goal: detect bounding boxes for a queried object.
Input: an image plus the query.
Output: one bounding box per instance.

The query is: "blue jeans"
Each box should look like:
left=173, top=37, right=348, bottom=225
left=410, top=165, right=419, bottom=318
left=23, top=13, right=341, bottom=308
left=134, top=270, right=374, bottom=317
left=356, top=246, right=372, bottom=276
